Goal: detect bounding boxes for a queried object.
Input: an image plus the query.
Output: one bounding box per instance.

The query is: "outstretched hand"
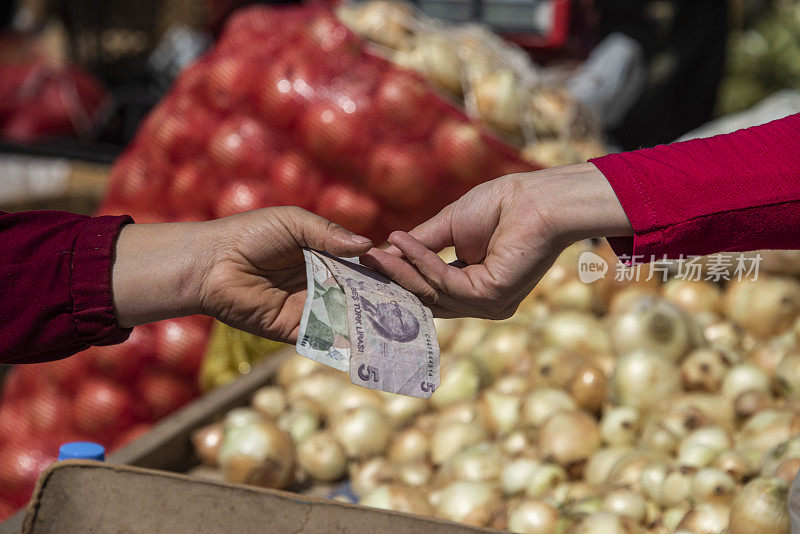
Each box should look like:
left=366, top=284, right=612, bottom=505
left=360, top=163, right=632, bottom=319
left=112, top=207, right=372, bottom=342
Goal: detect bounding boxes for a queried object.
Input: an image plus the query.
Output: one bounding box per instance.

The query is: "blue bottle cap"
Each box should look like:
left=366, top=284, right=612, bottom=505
left=58, top=441, right=106, bottom=462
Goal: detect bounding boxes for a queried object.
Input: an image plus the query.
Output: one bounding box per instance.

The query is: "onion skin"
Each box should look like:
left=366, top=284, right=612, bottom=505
left=506, top=499, right=559, bottom=534
left=251, top=386, right=287, bottom=420
left=191, top=422, right=223, bottom=467
left=568, top=364, right=607, bottom=414
left=218, top=422, right=295, bottom=489
left=663, top=279, right=722, bottom=315
left=722, top=363, right=771, bottom=399
left=728, top=477, right=790, bottom=534
left=433, top=481, right=502, bottom=526
left=431, top=357, right=483, bottom=408
left=296, top=431, right=346, bottom=482
left=521, top=388, right=578, bottom=428
left=349, top=457, right=395, bottom=497
left=725, top=276, right=800, bottom=338
left=600, top=406, right=640, bottom=447
left=602, top=489, right=646, bottom=524
left=680, top=349, right=729, bottom=392
left=388, top=427, right=430, bottom=463
left=734, top=390, right=773, bottom=421
left=538, top=411, right=600, bottom=473
left=612, top=349, right=681, bottom=411
left=332, top=407, right=392, bottom=459
left=360, top=484, right=435, bottom=516
left=610, top=296, right=694, bottom=362
left=775, top=351, right=800, bottom=396
left=676, top=501, right=730, bottom=534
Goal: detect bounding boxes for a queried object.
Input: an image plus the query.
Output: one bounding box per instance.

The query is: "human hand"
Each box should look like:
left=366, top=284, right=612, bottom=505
left=360, top=163, right=632, bottom=319
left=112, top=207, right=372, bottom=342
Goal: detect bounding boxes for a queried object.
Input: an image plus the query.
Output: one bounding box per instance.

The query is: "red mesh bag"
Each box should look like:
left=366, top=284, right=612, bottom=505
left=99, top=4, right=538, bottom=239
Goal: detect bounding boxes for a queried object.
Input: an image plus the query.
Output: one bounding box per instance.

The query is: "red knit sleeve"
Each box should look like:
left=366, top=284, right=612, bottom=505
left=0, top=210, right=133, bottom=364
left=590, top=113, right=800, bottom=260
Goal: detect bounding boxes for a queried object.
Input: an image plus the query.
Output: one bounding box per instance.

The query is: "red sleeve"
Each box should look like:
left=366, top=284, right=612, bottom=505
left=590, top=113, right=800, bottom=261
left=0, top=210, right=134, bottom=364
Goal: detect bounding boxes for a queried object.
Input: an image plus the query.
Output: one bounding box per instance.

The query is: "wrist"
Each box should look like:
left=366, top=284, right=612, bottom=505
left=526, top=162, right=633, bottom=247
left=112, top=220, right=217, bottom=327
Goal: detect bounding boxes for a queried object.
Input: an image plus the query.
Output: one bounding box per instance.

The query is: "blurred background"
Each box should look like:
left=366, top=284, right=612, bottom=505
left=2, top=0, right=800, bottom=531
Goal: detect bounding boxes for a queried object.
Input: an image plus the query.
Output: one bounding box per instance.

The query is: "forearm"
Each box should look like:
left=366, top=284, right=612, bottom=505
left=112, top=220, right=218, bottom=327
left=589, top=113, right=800, bottom=259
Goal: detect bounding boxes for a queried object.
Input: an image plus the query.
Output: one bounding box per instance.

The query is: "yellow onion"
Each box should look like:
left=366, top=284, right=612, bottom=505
left=663, top=278, right=722, bottom=315
left=472, top=322, right=535, bottom=380
left=639, top=460, right=670, bottom=502
left=775, top=351, right=800, bottom=396
left=658, top=404, right=709, bottom=441
left=546, top=278, right=603, bottom=314
left=296, top=430, right=346, bottom=482
left=434, top=317, right=462, bottom=351
left=277, top=405, right=320, bottom=445
left=538, top=411, right=600, bottom=471
left=416, top=34, right=463, bottom=95
left=395, top=460, right=433, bottom=487
left=347, top=0, right=413, bottom=49
left=600, top=406, right=640, bottom=447
left=657, top=467, right=694, bottom=508
left=530, top=348, right=583, bottom=389
left=191, top=422, right=223, bottom=467
left=501, top=457, right=539, bottom=496
left=612, top=350, right=681, bottom=411
left=276, top=354, right=329, bottom=388
left=350, top=457, right=395, bottom=497
left=722, top=363, right=771, bottom=399
left=725, top=277, right=800, bottom=338
left=541, top=312, right=612, bottom=355
left=747, top=340, right=793, bottom=376
left=610, top=296, right=694, bottom=361
left=446, top=442, right=504, bottom=482
left=251, top=386, right=287, bottom=420
left=608, top=285, right=661, bottom=316
left=431, top=421, right=488, bottom=465
left=676, top=501, right=730, bottom=534
left=734, top=389, right=772, bottom=420
left=585, top=447, right=633, bottom=487
left=640, top=422, right=679, bottom=456
left=773, top=458, right=800, bottom=484
left=473, top=69, right=522, bottom=133
left=430, top=357, right=482, bottom=408
left=287, top=372, right=346, bottom=409
left=449, top=318, right=492, bottom=354
left=501, top=430, right=535, bottom=457
left=524, top=463, right=568, bottom=498
left=713, top=450, right=755, bottom=483
left=332, top=407, right=392, bottom=459
left=521, top=388, right=578, bottom=428
left=218, top=421, right=294, bottom=489
left=605, top=451, right=664, bottom=493
left=761, top=435, right=800, bottom=479
left=567, top=364, right=607, bottom=414
left=491, top=375, right=530, bottom=396
left=506, top=499, right=559, bottom=534
left=661, top=503, right=691, bottom=531
left=438, top=400, right=483, bottom=426
left=388, top=427, right=429, bottom=463
left=326, top=385, right=384, bottom=419
left=678, top=426, right=732, bottom=466
left=479, top=390, right=522, bottom=436
left=680, top=348, right=730, bottom=392
left=662, top=393, right=735, bottom=430
left=691, top=468, right=736, bottom=503
left=548, top=482, right=600, bottom=507
left=565, top=511, right=640, bottom=534
left=602, top=489, right=647, bottom=524
left=432, top=481, right=502, bottom=527
left=378, top=391, right=429, bottom=426
left=223, top=407, right=262, bottom=431
left=738, top=409, right=800, bottom=458
left=360, top=484, right=434, bottom=516
left=728, top=477, right=790, bottom=534
left=703, top=320, right=742, bottom=352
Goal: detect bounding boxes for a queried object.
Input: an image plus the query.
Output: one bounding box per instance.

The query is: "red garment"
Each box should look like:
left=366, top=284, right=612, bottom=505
left=0, top=211, right=132, bottom=364
left=591, top=113, right=800, bottom=260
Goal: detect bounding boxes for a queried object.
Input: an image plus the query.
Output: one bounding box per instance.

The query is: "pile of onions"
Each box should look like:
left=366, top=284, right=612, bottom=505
left=192, top=241, right=800, bottom=533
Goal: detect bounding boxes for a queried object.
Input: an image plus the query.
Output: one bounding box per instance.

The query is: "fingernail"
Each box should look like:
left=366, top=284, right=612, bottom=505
left=350, top=235, right=372, bottom=245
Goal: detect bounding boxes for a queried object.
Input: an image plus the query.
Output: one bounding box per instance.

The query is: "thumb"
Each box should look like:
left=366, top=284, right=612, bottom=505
left=294, top=211, right=373, bottom=257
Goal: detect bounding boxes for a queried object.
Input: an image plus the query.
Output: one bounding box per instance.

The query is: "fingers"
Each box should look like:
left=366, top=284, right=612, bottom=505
left=384, top=205, right=454, bottom=258
left=291, top=209, right=373, bottom=257
left=360, top=248, right=438, bottom=302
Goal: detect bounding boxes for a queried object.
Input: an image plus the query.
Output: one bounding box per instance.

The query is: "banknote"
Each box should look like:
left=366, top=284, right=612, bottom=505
left=296, top=249, right=351, bottom=372
left=312, top=250, right=440, bottom=398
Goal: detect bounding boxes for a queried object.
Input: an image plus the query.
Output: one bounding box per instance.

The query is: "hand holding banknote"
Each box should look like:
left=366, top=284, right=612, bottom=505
left=174, top=206, right=373, bottom=342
